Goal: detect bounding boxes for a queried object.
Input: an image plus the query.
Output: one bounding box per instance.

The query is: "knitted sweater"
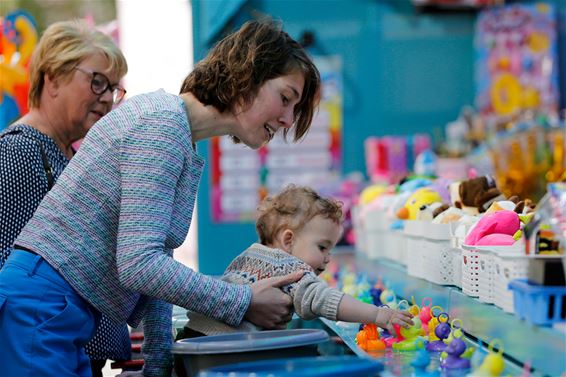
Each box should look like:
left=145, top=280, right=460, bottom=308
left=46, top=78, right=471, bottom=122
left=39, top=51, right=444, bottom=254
left=15, top=90, right=252, bottom=376
left=187, top=243, right=345, bottom=335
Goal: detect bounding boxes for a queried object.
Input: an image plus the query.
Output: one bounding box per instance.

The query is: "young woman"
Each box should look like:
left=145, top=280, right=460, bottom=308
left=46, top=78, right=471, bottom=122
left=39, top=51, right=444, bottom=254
left=0, top=20, right=321, bottom=377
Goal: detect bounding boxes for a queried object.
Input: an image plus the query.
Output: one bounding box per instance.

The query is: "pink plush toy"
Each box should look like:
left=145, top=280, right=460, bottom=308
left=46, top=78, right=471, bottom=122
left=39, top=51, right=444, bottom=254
left=465, top=210, right=520, bottom=246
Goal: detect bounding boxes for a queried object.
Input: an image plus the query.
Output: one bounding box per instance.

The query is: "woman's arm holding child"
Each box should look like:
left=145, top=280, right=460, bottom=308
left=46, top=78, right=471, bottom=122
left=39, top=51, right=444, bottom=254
left=337, top=294, right=413, bottom=333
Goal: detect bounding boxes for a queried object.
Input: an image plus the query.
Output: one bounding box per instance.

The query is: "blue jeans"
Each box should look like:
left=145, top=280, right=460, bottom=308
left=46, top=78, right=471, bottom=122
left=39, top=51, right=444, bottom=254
left=0, top=249, right=99, bottom=377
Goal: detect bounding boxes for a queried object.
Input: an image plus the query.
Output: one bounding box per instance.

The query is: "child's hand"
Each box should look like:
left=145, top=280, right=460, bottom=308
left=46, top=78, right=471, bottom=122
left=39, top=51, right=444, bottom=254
left=375, top=307, right=414, bottom=334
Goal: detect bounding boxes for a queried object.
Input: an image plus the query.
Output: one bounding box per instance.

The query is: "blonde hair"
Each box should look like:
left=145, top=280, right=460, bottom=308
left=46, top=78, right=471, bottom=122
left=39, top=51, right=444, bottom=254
left=28, top=19, right=128, bottom=108
left=256, top=185, right=343, bottom=245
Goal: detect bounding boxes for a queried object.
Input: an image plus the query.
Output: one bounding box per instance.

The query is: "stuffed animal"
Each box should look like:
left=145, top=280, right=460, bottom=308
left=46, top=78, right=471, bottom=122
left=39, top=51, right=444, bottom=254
left=397, top=188, right=443, bottom=220
left=416, top=202, right=447, bottom=221
left=432, top=206, right=464, bottom=224
left=450, top=176, right=505, bottom=215
left=464, top=210, right=520, bottom=246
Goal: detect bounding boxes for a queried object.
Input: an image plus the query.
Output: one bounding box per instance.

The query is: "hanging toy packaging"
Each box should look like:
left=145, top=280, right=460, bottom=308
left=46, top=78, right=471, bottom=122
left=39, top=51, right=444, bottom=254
left=475, top=3, right=559, bottom=118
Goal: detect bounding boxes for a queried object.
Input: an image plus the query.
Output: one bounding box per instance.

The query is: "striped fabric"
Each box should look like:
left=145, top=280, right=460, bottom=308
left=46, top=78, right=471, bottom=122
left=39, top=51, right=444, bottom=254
left=16, top=90, right=252, bottom=376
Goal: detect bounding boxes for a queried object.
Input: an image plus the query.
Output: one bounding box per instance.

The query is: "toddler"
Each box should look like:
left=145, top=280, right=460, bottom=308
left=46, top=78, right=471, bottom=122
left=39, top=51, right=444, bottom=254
left=183, top=185, right=413, bottom=336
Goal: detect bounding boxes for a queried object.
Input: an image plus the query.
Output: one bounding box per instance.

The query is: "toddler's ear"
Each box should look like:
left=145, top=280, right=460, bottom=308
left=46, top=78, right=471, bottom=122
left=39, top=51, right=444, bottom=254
left=279, top=229, right=294, bottom=253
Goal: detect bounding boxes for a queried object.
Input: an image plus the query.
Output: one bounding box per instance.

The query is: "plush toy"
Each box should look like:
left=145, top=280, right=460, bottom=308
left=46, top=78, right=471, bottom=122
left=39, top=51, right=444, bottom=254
left=416, top=202, right=447, bottom=221
left=397, top=188, right=443, bottom=220
left=464, top=210, right=520, bottom=246
left=450, top=176, right=505, bottom=215
left=359, top=184, right=389, bottom=206
left=432, top=206, right=464, bottom=224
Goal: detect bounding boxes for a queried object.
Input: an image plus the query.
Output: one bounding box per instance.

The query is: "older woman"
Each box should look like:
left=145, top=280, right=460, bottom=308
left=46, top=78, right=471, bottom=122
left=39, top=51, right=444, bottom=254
left=0, top=20, right=321, bottom=377
left=0, top=19, right=130, bottom=377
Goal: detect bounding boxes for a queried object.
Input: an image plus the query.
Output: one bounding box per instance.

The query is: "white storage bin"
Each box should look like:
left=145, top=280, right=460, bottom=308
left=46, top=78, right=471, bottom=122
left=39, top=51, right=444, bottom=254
left=383, top=227, right=406, bottom=265
left=447, top=240, right=463, bottom=288
left=405, top=220, right=426, bottom=279
left=364, top=209, right=389, bottom=260
left=461, top=245, right=483, bottom=298
left=477, top=248, right=495, bottom=304
left=380, top=226, right=395, bottom=262
left=421, top=223, right=457, bottom=286
left=490, top=242, right=529, bottom=313
left=351, top=205, right=366, bottom=255
left=450, top=223, right=472, bottom=289
left=462, top=242, right=526, bottom=304
left=392, top=229, right=408, bottom=266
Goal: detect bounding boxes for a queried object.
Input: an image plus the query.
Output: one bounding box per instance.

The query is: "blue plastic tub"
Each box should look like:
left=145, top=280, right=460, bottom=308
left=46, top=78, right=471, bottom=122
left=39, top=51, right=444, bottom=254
left=508, top=279, right=566, bottom=325
left=171, top=329, right=330, bottom=377
left=197, top=355, right=384, bottom=377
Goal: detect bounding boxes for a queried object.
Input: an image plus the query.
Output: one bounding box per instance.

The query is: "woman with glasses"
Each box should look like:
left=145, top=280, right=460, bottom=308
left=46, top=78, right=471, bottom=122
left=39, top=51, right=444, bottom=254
left=0, top=19, right=131, bottom=377
left=0, top=19, right=321, bottom=377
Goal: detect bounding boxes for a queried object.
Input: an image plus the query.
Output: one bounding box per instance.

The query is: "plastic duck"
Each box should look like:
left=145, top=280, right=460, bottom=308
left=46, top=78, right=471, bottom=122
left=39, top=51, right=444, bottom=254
left=393, top=317, right=423, bottom=351
left=411, top=340, right=430, bottom=369
left=369, top=282, right=383, bottom=306
left=440, top=337, right=471, bottom=370
left=356, top=323, right=386, bottom=352
left=379, top=289, right=397, bottom=309
left=341, top=272, right=358, bottom=296
left=411, top=344, right=441, bottom=377
left=419, top=298, right=433, bottom=334
left=356, top=276, right=373, bottom=304
left=426, top=306, right=444, bottom=342
left=383, top=323, right=404, bottom=348
left=470, top=339, right=505, bottom=376
left=426, top=313, right=450, bottom=352
left=443, top=319, right=466, bottom=347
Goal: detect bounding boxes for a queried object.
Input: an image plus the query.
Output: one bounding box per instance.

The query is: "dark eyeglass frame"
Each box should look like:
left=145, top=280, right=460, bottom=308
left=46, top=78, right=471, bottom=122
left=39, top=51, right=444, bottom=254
left=74, top=66, right=126, bottom=104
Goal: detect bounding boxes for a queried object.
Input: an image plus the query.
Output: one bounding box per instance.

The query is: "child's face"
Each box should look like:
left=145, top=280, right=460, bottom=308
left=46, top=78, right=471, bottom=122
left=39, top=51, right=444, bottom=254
left=290, top=215, right=343, bottom=275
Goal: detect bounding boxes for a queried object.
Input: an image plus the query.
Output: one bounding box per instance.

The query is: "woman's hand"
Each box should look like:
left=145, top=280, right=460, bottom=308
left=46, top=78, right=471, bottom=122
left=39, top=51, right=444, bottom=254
left=244, top=271, right=303, bottom=329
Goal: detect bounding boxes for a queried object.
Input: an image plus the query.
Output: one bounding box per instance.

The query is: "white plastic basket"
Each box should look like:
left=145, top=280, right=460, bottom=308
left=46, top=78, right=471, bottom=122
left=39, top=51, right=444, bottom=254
left=385, top=228, right=406, bottom=265
left=351, top=205, right=366, bottom=255
left=493, top=252, right=529, bottom=313
left=450, top=222, right=473, bottom=289
left=448, top=245, right=462, bottom=288
left=477, top=248, right=495, bottom=304
left=462, top=242, right=526, bottom=304
left=492, top=245, right=543, bottom=313
left=420, top=223, right=455, bottom=286
left=461, top=245, right=482, bottom=297
left=405, top=220, right=426, bottom=279
left=364, top=209, right=388, bottom=260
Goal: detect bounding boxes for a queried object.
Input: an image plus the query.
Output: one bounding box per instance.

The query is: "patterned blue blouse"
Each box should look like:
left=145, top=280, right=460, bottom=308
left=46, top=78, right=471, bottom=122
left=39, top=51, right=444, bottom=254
left=0, top=124, right=131, bottom=361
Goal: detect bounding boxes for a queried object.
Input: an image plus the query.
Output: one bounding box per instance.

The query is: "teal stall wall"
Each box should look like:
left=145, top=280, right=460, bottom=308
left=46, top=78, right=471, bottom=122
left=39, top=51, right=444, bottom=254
left=193, top=0, right=565, bottom=275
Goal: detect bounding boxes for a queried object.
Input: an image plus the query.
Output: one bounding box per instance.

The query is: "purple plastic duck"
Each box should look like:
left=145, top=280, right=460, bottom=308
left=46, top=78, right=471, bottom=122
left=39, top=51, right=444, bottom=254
left=426, top=321, right=450, bottom=352
left=440, top=338, right=471, bottom=370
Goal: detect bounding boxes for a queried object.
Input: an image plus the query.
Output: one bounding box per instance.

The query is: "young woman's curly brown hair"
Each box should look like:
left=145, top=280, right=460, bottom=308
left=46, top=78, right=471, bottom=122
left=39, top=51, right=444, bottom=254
left=180, top=20, right=321, bottom=143
left=256, top=185, right=343, bottom=246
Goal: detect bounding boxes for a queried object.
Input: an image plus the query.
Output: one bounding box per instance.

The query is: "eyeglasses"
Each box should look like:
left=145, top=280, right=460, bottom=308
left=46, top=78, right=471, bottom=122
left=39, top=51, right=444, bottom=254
left=74, top=67, right=126, bottom=104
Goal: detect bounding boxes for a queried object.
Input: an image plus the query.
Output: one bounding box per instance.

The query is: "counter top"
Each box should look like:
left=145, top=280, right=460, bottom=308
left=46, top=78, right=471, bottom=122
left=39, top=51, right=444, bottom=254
left=335, top=252, right=566, bottom=376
